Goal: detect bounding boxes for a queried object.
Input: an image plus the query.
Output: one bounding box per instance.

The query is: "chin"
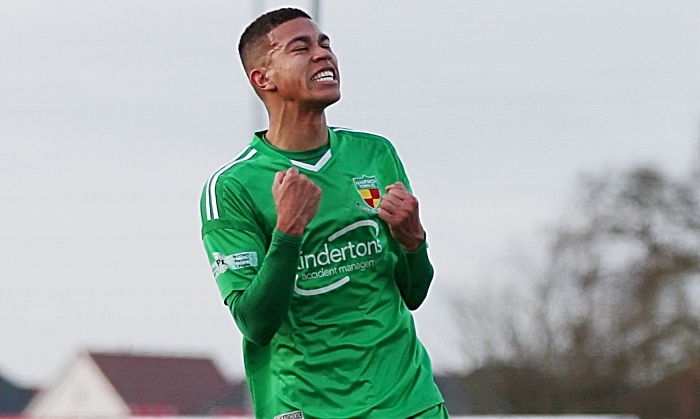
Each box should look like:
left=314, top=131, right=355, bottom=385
left=324, top=94, right=341, bottom=107
left=323, top=90, right=342, bottom=105
left=307, top=93, right=341, bottom=110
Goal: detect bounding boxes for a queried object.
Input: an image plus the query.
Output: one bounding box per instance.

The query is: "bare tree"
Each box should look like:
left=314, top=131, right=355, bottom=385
left=453, top=165, right=700, bottom=413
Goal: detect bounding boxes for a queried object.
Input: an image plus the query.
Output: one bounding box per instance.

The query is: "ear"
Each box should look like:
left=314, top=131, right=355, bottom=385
left=249, top=68, right=276, bottom=92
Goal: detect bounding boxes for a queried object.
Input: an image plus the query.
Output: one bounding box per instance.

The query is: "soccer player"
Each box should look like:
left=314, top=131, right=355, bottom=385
left=200, top=8, right=447, bottom=419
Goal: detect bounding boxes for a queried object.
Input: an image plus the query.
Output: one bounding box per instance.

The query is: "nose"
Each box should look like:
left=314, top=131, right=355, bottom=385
left=312, top=44, right=334, bottom=62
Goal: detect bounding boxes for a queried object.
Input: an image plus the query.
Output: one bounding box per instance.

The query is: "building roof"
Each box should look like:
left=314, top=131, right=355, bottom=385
left=89, top=352, right=235, bottom=415
left=0, top=372, right=36, bottom=414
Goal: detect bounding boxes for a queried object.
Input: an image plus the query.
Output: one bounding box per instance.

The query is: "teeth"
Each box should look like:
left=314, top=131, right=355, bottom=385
left=312, top=70, right=334, bottom=81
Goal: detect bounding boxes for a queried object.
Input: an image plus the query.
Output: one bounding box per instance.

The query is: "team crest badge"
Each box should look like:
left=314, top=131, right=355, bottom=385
left=353, top=175, right=381, bottom=212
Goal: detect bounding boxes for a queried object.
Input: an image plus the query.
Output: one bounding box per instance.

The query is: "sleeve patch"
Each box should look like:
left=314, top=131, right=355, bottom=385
left=211, top=251, right=259, bottom=276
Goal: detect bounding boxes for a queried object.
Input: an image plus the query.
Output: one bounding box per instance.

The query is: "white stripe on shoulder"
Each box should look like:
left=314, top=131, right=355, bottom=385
left=331, top=126, right=357, bottom=132
left=206, top=147, right=257, bottom=221
left=290, top=149, right=332, bottom=173
left=331, top=126, right=384, bottom=137
left=205, top=146, right=250, bottom=220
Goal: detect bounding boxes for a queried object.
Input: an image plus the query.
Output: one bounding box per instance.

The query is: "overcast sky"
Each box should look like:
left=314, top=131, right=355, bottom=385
left=1, top=0, right=699, bottom=386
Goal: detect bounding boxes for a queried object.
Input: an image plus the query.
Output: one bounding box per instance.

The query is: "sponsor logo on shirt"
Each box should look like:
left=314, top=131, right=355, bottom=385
left=295, top=220, right=384, bottom=296
left=211, top=251, right=258, bottom=277
left=274, top=411, right=303, bottom=419
left=353, top=175, right=381, bottom=213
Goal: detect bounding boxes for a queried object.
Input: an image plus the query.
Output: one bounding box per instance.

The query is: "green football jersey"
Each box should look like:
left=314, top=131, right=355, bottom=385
left=200, top=127, right=443, bottom=418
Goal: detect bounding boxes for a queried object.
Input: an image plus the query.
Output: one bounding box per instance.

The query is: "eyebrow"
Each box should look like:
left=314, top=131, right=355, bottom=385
left=285, top=34, right=331, bottom=49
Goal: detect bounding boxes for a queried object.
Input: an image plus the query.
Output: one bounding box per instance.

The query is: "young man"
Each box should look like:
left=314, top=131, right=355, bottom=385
left=200, top=8, right=447, bottom=419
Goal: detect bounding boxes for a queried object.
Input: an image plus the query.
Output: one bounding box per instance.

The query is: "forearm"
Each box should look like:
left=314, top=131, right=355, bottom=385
left=225, top=229, right=301, bottom=346
left=395, top=240, right=434, bottom=310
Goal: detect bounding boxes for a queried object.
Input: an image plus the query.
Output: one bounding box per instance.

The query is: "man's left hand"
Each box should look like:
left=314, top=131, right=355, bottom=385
left=377, top=182, right=425, bottom=252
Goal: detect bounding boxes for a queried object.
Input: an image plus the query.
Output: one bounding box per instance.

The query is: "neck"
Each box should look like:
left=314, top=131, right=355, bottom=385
left=264, top=104, right=329, bottom=151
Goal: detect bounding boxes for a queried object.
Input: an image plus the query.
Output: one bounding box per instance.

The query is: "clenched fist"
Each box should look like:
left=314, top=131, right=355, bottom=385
left=273, top=167, right=322, bottom=236
left=378, top=182, right=425, bottom=252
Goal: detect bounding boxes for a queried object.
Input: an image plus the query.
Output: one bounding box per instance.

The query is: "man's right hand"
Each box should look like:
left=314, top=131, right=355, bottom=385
left=272, top=167, right=321, bottom=236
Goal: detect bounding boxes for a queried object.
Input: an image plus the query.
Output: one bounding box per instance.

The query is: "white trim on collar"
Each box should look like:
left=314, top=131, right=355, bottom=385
left=289, top=149, right=332, bottom=173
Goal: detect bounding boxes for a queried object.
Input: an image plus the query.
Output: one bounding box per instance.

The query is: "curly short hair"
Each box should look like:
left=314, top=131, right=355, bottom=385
left=238, top=8, right=312, bottom=72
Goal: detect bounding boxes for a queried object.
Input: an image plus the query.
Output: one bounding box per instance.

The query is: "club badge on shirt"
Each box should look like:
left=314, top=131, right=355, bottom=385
left=353, top=175, right=381, bottom=214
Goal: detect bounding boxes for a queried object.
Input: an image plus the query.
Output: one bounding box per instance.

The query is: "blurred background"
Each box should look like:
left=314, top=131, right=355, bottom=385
left=1, top=0, right=699, bottom=416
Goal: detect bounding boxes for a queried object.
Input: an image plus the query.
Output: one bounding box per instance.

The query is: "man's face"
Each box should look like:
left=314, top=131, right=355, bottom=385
left=262, top=18, right=340, bottom=109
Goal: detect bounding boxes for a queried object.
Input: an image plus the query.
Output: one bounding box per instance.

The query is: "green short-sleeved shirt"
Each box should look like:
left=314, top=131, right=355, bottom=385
left=200, top=127, right=443, bottom=419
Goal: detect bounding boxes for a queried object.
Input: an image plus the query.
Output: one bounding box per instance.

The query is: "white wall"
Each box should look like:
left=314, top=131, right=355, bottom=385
left=25, top=352, right=130, bottom=418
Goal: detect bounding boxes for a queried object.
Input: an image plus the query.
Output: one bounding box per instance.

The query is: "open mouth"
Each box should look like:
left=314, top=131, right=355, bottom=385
left=311, top=70, right=335, bottom=82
